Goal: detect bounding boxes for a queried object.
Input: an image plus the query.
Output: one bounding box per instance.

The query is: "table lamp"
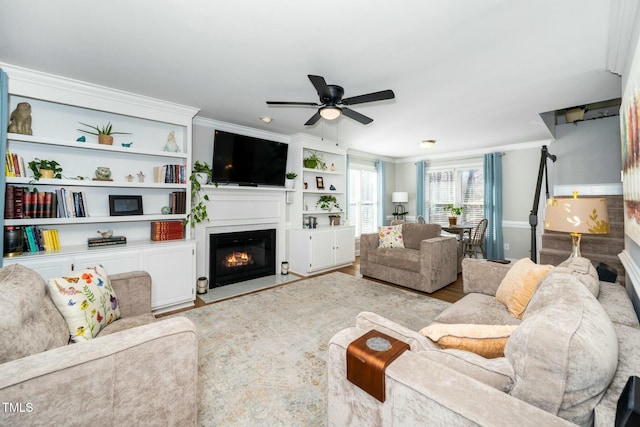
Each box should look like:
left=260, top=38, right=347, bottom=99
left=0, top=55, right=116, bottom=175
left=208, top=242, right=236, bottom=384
left=392, top=192, right=409, bottom=217
left=544, top=192, right=609, bottom=257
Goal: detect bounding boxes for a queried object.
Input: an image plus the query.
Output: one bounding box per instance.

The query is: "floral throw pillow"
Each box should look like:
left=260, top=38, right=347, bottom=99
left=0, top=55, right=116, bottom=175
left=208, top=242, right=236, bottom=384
left=378, top=224, right=405, bottom=248
left=47, top=265, right=121, bottom=342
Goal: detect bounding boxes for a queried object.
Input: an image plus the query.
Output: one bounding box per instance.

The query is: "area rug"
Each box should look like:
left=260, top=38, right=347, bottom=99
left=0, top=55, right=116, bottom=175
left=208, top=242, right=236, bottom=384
left=170, top=272, right=451, bottom=426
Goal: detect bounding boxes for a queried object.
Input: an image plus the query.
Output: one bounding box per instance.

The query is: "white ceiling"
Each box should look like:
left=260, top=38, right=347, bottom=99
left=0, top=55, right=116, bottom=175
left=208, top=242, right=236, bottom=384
left=0, top=0, right=626, bottom=159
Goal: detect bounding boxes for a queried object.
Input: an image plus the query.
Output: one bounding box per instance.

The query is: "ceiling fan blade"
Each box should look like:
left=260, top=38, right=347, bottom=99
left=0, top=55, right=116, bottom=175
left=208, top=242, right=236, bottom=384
left=266, top=101, right=320, bottom=106
left=341, top=89, right=395, bottom=106
left=304, top=111, right=322, bottom=126
left=308, top=75, right=331, bottom=100
left=342, top=107, right=373, bottom=125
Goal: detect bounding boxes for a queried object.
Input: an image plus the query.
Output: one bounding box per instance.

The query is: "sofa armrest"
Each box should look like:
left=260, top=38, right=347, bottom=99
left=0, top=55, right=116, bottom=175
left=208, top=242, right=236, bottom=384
left=110, top=270, right=152, bottom=317
left=355, top=311, right=439, bottom=352
left=0, top=317, right=197, bottom=426
left=419, top=236, right=458, bottom=292
left=328, top=327, right=575, bottom=427
left=462, top=258, right=512, bottom=296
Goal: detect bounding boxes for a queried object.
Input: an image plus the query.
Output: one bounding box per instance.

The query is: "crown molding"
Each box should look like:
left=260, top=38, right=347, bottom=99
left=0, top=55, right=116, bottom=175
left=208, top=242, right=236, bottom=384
left=606, top=0, right=640, bottom=76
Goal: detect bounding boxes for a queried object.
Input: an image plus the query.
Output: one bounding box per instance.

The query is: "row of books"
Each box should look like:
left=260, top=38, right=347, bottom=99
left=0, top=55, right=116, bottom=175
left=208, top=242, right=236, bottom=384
left=4, top=185, right=88, bottom=219
left=6, top=225, right=61, bottom=252
left=5, top=151, right=27, bottom=177
left=154, top=164, right=187, bottom=184
left=87, top=235, right=127, bottom=248
left=151, top=221, right=184, bottom=241
left=169, top=191, right=187, bottom=214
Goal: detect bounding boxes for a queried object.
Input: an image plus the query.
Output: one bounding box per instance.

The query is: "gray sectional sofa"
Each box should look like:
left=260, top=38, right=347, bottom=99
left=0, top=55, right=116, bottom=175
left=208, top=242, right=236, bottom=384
left=360, top=223, right=458, bottom=293
left=328, top=257, right=640, bottom=426
left=0, top=263, right=198, bottom=426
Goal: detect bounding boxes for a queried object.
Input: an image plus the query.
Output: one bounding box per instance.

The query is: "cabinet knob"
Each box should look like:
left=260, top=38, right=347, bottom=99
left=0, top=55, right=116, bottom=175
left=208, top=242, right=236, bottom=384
left=71, top=263, right=75, bottom=271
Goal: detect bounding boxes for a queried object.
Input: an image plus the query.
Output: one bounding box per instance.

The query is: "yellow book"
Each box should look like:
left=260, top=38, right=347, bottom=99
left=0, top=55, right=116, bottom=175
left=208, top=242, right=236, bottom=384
left=43, top=230, right=52, bottom=251
left=53, top=229, right=60, bottom=250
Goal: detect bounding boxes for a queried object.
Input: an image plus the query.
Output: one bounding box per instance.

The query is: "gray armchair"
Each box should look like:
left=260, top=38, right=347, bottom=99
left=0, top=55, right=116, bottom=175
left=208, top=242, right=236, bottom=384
left=360, top=223, right=458, bottom=293
left=0, top=264, right=198, bottom=426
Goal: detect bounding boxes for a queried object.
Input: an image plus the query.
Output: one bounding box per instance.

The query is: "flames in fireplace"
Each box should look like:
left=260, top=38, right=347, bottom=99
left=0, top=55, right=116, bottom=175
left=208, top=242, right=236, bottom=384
left=224, top=251, right=253, bottom=268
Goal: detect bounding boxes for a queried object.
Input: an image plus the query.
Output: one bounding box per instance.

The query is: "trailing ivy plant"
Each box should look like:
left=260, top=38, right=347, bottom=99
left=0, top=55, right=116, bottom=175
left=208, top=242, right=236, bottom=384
left=185, top=161, right=216, bottom=227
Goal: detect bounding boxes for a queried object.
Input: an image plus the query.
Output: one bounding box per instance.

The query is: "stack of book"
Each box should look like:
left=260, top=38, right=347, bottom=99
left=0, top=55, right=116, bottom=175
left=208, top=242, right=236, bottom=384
left=4, top=150, right=26, bottom=177
left=153, top=164, right=186, bottom=184
left=151, top=221, right=184, bottom=241
left=4, top=185, right=24, bottom=219
left=87, top=235, right=127, bottom=248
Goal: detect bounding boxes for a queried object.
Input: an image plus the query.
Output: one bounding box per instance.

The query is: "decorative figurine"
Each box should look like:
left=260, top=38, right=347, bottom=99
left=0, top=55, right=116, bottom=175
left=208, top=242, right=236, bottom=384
left=161, top=206, right=171, bottom=214
left=94, top=166, right=112, bottom=180
left=329, top=184, right=336, bottom=191
left=330, top=163, right=335, bottom=171
left=97, top=230, right=113, bottom=238
left=121, top=142, right=133, bottom=148
left=7, top=102, right=33, bottom=135
left=77, top=136, right=86, bottom=142
left=304, top=182, right=308, bottom=189
left=125, top=174, right=134, bottom=182
left=137, top=171, right=145, bottom=182
left=163, top=130, right=180, bottom=152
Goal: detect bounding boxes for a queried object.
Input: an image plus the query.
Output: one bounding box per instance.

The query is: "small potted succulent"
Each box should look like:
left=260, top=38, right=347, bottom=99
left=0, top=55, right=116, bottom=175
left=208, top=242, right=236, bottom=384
left=443, top=203, right=464, bottom=226
left=78, top=122, right=131, bottom=145
left=316, top=194, right=341, bottom=211
left=28, top=158, right=62, bottom=180
left=285, top=172, right=297, bottom=189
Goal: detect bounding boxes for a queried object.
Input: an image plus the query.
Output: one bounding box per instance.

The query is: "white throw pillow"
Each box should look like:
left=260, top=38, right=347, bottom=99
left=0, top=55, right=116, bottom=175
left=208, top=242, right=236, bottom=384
left=47, top=265, right=121, bottom=342
left=378, top=224, right=405, bottom=248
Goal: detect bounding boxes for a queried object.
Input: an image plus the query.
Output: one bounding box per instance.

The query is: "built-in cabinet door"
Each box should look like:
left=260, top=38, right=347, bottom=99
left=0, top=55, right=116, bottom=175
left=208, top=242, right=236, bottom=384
left=73, top=249, right=141, bottom=275
left=309, top=229, right=335, bottom=272
left=334, top=227, right=355, bottom=265
left=141, top=242, right=196, bottom=311
left=3, top=255, right=70, bottom=282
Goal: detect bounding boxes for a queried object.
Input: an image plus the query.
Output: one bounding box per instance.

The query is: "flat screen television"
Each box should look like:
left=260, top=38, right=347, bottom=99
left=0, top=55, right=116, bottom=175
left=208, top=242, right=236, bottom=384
left=212, top=130, right=288, bottom=187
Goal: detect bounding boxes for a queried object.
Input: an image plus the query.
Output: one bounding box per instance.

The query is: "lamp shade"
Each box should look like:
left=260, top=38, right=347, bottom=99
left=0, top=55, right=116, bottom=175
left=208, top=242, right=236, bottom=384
left=544, top=197, right=610, bottom=234
left=392, top=192, right=409, bottom=203
left=319, top=106, right=341, bottom=120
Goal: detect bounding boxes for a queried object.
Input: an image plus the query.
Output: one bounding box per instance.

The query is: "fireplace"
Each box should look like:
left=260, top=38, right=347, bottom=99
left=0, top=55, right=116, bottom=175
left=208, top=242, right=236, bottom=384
left=209, top=229, right=276, bottom=287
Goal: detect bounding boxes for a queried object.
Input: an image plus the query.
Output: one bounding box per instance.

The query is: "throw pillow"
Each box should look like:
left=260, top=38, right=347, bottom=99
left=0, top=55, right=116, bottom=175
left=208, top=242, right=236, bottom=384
left=419, top=323, right=518, bottom=358
left=495, top=258, right=553, bottom=319
left=47, top=265, right=121, bottom=342
left=378, top=224, right=405, bottom=248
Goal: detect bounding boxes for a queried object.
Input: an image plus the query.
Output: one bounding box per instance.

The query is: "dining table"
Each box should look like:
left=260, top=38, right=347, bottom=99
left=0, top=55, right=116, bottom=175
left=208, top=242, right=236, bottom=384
left=442, top=224, right=474, bottom=239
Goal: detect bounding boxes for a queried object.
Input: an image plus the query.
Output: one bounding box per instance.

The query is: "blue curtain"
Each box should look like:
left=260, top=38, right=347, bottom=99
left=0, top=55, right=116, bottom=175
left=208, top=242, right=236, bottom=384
left=483, top=152, right=503, bottom=259
left=415, top=160, right=426, bottom=218
left=0, top=68, right=7, bottom=264
left=376, top=160, right=386, bottom=226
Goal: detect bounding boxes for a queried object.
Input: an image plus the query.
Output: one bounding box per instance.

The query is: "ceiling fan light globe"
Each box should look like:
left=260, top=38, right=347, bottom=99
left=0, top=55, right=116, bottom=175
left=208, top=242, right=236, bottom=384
left=320, top=106, right=341, bottom=120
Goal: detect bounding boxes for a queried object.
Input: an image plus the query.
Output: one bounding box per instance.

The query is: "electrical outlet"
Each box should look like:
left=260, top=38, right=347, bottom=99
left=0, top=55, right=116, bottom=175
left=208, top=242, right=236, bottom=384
left=504, top=243, right=510, bottom=251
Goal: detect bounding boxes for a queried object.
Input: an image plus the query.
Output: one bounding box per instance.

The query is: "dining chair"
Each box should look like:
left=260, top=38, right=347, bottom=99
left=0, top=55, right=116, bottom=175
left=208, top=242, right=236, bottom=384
left=462, top=218, right=488, bottom=258
left=416, top=215, right=426, bottom=224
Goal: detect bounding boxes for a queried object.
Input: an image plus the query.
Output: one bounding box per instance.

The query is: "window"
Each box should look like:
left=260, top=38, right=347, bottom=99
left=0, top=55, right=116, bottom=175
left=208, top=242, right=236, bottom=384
left=348, top=160, right=378, bottom=237
left=425, top=162, right=484, bottom=225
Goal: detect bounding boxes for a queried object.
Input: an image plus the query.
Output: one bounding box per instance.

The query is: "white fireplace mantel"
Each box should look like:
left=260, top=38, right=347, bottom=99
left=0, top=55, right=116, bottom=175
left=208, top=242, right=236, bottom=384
left=193, top=185, right=288, bottom=279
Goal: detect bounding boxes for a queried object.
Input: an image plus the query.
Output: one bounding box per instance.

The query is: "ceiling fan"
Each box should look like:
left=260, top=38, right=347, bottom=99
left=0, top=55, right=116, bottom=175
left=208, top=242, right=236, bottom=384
left=266, top=75, right=395, bottom=126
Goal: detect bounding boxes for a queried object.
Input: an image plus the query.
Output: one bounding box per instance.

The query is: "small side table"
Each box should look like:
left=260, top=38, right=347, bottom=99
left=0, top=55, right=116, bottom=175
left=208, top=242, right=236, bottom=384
left=346, top=329, right=409, bottom=402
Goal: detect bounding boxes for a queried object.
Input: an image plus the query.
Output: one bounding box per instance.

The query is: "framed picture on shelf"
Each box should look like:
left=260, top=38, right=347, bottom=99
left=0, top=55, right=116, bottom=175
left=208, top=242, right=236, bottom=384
left=109, top=195, right=143, bottom=216
left=316, top=177, right=324, bottom=190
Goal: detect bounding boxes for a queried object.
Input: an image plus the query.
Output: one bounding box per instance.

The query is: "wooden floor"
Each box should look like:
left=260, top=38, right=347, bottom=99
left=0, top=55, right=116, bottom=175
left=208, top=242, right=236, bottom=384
left=336, top=257, right=465, bottom=304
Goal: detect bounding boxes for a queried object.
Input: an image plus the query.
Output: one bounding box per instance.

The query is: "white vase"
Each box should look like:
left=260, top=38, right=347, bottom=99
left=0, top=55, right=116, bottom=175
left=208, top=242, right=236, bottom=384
left=195, top=173, right=208, bottom=185
left=285, top=178, right=295, bottom=189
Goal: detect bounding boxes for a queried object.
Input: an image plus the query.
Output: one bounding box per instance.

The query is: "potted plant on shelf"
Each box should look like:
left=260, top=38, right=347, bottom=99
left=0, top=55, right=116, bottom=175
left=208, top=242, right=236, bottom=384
left=285, top=172, right=297, bottom=189
left=185, top=161, right=215, bottom=228
left=443, top=203, right=464, bottom=226
left=78, top=122, right=131, bottom=145
left=28, top=158, right=62, bottom=180
left=303, top=151, right=324, bottom=169
left=316, top=194, right=341, bottom=211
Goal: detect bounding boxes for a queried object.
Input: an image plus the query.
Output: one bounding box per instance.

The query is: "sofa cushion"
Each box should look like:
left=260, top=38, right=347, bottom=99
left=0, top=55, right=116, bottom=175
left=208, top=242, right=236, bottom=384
left=505, top=271, right=618, bottom=426
left=597, top=281, right=640, bottom=328
left=558, top=256, right=600, bottom=297
left=368, top=247, right=421, bottom=273
left=47, top=265, right=122, bottom=342
left=0, top=264, right=69, bottom=364
left=434, top=292, right=521, bottom=326
left=495, top=258, right=553, bottom=319
left=420, top=323, right=518, bottom=358
left=401, top=223, right=441, bottom=249
left=378, top=224, right=405, bottom=248
left=98, top=313, right=157, bottom=337
left=419, top=349, right=515, bottom=392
